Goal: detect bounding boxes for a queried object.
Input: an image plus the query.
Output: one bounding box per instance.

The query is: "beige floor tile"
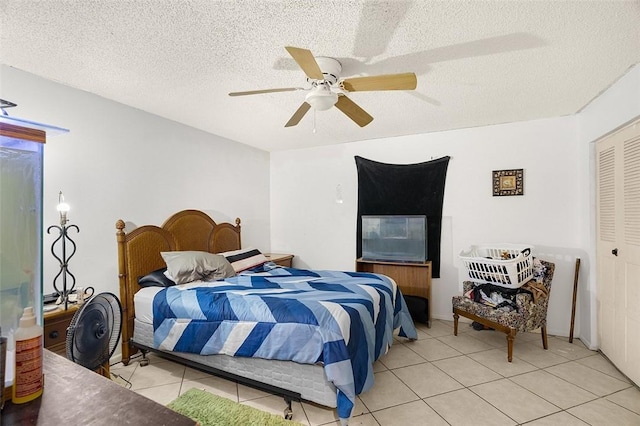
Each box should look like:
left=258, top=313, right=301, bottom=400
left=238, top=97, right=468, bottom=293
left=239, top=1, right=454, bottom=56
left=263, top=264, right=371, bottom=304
left=510, top=370, right=598, bottom=409
left=238, top=382, right=271, bottom=401
left=518, top=334, right=546, bottom=349
left=437, top=333, right=495, bottom=354
left=110, top=361, right=138, bottom=382
left=301, top=401, right=339, bottom=426
left=408, top=338, right=462, bottom=361
left=576, top=354, right=631, bottom=383
left=432, top=355, right=502, bottom=387
left=605, top=387, right=640, bottom=415
left=568, top=398, right=640, bottom=425
left=181, top=375, right=239, bottom=401
left=519, top=330, right=544, bottom=342
left=513, top=341, right=571, bottom=368
left=422, top=320, right=455, bottom=337
left=470, top=378, right=560, bottom=423
left=414, top=321, right=431, bottom=331
left=111, top=374, right=135, bottom=389
left=128, top=359, right=185, bottom=390
left=351, top=396, right=370, bottom=417
left=522, top=411, right=589, bottom=425
left=242, top=394, right=309, bottom=425
left=426, top=388, right=516, bottom=426
left=553, top=336, right=589, bottom=349
left=468, top=348, right=537, bottom=377
left=379, top=342, right=428, bottom=369
left=453, top=316, right=474, bottom=332
left=393, top=362, right=464, bottom=398
left=373, top=400, right=449, bottom=426
left=302, top=397, right=369, bottom=426
left=138, top=351, right=171, bottom=364
left=410, top=325, right=433, bottom=341
left=545, top=361, right=631, bottom=397
left=339, top=413, right=379, bottom=426
left=358, top=370, right=419, bottom=412
left=372, top=359, right=388, bottom=373
left=302, top=397, right=367, bottom=426
left=182, top=365, right=212, bottom=381
left=134, top=381, right=182, bottom=405
left=546, top=337, right=596, bottom=360
left=466, top=329, right=510, bottom=348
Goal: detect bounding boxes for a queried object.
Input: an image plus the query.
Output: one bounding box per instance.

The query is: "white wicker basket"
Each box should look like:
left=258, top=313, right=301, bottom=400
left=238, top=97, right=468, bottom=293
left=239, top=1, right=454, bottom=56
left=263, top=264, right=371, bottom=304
left=459, top=244, right=534, bottom=288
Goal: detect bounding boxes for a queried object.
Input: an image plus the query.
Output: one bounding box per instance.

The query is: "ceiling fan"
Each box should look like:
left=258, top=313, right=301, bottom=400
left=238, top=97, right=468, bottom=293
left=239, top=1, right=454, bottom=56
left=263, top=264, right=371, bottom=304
left=229, top=46, right=417, bottom=128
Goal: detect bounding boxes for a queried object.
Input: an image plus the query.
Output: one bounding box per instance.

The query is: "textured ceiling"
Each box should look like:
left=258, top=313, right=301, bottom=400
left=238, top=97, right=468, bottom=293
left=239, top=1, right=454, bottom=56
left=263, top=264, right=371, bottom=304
left=1, top=1, right=639, bottom=151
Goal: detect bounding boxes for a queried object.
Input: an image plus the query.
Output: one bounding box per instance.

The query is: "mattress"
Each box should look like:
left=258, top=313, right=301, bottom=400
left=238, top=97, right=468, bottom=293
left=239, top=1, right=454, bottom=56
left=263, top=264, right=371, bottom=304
left=133, top=319, right=337, bottom=407
left=135, top=286, right=162, bottom=325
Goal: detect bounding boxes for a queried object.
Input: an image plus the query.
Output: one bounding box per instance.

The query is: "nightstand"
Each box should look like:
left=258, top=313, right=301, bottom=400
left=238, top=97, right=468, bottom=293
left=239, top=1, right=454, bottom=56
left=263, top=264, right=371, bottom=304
left=43, top=304, right=79, bottom=356
left=264, top=253, right=294, bottom=267
left=355, top=258, right=432, bottom=326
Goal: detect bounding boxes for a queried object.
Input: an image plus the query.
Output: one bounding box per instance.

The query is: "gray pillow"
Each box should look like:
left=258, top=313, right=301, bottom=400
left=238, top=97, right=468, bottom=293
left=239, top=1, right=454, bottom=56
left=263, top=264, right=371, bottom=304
left=160, top=251, right=236, bottom=284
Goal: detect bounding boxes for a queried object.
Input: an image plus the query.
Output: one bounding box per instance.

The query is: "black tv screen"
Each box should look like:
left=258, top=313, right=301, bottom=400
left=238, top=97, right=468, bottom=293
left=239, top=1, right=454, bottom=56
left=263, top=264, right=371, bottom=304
left=361, top=215, right=427, bottom=263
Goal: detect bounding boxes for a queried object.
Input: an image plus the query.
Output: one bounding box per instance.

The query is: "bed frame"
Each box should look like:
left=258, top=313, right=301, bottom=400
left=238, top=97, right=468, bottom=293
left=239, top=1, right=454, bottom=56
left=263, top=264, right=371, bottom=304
left=116, top=209, right=242, bottom=365
left=115, top=209, right=337, bottom=419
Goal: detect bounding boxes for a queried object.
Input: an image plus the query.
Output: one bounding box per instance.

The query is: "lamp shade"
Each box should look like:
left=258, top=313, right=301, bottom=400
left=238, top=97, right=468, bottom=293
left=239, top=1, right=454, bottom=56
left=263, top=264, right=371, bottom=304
left=305, top=90, right=338, bottom=111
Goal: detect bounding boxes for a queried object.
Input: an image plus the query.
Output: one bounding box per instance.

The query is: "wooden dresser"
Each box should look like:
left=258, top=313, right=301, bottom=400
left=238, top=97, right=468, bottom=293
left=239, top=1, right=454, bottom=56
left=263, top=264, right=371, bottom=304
left=355, top=258, right=432, bottom=326
left=264, top=253, right=294, bottom=267
left=43, top=305, right=79, bottom=356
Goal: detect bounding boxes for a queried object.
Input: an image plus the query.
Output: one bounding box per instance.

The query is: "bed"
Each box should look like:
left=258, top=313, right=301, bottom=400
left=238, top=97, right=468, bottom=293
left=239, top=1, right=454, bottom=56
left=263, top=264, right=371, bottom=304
left=115, top=209, right=417, bottom=424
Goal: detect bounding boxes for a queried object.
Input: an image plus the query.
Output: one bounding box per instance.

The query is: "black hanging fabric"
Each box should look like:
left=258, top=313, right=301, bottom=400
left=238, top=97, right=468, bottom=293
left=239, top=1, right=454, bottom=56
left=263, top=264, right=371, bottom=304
left=355, top=155, right=450, bottom=277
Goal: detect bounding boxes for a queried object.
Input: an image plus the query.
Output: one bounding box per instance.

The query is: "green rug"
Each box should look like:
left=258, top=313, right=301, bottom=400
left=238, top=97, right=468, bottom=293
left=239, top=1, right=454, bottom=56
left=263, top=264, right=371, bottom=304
left=167, top=388, right=303, bottom=426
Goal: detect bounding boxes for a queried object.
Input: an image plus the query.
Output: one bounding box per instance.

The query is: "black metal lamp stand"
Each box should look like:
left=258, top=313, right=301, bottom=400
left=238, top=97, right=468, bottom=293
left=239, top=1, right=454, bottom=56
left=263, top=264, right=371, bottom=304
left=47, top=191, right=79, bottom=310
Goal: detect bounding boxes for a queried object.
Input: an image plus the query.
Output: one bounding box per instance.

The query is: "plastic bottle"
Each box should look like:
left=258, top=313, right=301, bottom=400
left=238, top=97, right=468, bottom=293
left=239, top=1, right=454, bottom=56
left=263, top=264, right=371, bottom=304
left=12, top=307, right=43, bottom=404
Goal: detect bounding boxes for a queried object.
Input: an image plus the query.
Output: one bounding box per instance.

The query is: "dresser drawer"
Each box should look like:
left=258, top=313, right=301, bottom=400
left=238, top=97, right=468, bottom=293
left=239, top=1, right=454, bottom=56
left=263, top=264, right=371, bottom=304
left=44, top=305, right=79, bottom=355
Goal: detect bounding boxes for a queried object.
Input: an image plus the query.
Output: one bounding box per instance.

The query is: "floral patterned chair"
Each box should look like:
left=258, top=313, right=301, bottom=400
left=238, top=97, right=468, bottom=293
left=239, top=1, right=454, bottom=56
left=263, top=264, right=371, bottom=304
left=452, top=260, right=555, bottom=362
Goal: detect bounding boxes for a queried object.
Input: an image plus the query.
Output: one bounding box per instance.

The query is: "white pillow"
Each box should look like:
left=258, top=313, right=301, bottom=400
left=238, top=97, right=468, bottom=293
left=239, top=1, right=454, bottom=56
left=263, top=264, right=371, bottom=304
left=221, top=248, right=268, bottom=272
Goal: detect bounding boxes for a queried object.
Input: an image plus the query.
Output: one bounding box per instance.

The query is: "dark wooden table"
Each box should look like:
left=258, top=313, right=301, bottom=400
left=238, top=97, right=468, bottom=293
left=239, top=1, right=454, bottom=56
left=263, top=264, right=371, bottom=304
left=1, top=349, right=196, bottom=425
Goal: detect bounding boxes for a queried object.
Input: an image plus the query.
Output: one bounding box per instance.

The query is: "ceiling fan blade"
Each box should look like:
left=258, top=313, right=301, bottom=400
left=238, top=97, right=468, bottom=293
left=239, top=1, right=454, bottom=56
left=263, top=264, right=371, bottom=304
left=342, top=72, right=417, bottom=92
left=285, top=46, right=324, bottom=80
left=229, top=87, right=301, bottom=97
left=334, top=96, right=373, bottom=127
left=285, top=102, right=311, bottom=127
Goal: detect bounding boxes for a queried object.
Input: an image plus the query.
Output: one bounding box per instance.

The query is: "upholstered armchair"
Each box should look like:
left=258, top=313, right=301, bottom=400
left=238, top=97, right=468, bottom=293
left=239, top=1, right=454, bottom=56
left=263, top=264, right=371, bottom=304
left=452, top=260, right=555, bottom=362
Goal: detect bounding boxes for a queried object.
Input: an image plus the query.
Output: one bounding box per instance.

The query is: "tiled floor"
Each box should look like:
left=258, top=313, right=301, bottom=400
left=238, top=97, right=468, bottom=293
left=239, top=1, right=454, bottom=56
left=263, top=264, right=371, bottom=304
left=110, top=320, right=640, bottom=425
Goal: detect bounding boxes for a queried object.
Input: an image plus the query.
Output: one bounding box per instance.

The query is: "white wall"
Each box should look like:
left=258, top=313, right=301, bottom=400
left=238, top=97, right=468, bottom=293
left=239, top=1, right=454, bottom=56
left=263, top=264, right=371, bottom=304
left=1, top=65, right=271, bottom=301
left=271, top=115, right=584, bottom=337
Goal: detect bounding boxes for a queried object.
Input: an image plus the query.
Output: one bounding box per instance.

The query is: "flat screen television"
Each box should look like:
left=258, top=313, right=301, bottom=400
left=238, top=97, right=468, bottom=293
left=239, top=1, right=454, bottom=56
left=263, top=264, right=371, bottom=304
left=361, top=215, right=427, bottom=263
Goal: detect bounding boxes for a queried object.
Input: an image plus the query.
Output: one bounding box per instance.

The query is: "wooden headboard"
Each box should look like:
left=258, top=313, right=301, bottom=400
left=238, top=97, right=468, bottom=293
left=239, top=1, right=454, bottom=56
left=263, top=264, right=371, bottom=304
left=115, top=209, right=241, bottom=364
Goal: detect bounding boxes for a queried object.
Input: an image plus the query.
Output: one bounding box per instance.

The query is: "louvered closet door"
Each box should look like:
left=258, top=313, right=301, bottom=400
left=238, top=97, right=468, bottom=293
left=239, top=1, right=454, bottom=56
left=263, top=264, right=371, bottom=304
left=596, top=118, right=640, bottom=386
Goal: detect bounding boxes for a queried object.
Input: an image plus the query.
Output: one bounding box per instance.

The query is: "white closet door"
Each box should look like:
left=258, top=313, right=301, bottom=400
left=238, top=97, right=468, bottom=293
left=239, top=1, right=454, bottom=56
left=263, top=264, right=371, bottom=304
left=596, top=118, right=640, bottom=386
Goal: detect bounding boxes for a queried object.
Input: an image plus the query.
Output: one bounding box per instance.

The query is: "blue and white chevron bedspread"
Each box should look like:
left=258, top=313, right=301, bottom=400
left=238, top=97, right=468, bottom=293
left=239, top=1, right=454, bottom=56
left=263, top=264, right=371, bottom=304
left=152, top=267, right=417, bottom=420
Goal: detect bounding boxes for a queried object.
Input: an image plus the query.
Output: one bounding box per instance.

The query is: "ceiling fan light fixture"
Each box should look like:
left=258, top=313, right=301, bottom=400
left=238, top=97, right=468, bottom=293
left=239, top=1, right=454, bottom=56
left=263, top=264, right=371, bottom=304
left=305, top=90, right=338, bottom=111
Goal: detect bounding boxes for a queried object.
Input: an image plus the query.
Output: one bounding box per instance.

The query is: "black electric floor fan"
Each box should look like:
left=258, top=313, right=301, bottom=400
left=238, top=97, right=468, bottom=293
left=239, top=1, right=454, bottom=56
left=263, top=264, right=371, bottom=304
left=66, top=292, right=122, bottom=377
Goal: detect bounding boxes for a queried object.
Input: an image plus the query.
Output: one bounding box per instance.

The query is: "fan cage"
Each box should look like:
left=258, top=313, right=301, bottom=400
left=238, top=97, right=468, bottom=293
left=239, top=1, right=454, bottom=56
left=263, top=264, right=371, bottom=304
left=66, top=292, right=122, bottom=372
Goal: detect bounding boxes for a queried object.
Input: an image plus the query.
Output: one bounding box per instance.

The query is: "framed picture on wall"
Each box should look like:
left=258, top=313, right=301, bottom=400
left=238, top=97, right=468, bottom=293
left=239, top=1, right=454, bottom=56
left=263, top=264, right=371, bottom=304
left=493, top=169, right=524, bottom=196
